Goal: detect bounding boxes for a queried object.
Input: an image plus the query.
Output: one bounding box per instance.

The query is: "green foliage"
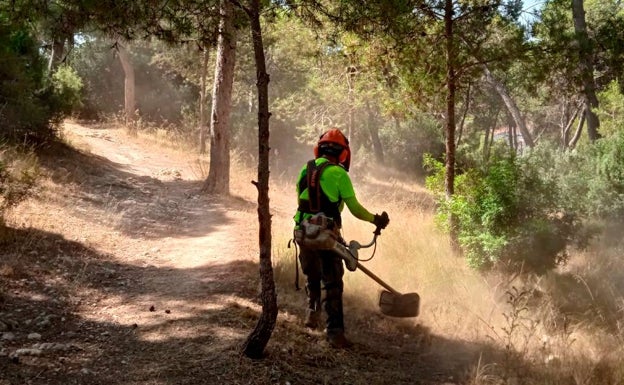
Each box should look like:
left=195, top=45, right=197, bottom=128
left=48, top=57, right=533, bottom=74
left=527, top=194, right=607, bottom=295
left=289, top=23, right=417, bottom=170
left=561, top=131, right=624, bottom=221
left=596, top=80, right=624, bottom=137
left=70, top=37, right=198, bottom=123
left=0, top=19, right=83, bottom=144
left=426, top=145, right=586, bottom=274
left=0, top=23, right=51, bottom=142
left=49, top=65, right=84, bottom=121
left=382, top=117, right=444, bottom=175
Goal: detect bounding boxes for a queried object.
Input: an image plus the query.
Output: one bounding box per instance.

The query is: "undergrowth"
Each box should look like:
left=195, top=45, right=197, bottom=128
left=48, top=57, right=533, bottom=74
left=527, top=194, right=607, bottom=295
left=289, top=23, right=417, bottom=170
left=272, top=160, right=624, bottom=385
left=0, top=145, right=39, bottom=231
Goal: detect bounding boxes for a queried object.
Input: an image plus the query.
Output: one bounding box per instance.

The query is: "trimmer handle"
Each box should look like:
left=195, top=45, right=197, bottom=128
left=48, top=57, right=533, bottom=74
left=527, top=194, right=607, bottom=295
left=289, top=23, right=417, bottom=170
left=373, top=226, right=383, bottom=236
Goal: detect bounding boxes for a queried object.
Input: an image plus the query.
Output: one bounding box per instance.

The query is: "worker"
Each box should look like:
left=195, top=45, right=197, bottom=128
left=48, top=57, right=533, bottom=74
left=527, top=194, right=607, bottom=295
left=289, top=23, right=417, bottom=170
left=293, top=128, right=389, bottom=349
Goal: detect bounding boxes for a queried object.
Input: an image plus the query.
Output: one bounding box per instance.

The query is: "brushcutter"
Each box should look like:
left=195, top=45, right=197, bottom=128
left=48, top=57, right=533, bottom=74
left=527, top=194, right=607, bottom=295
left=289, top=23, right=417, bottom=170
left=294, top=214, right=420, bottom=318
left=332, top=227, right=420, bottom=318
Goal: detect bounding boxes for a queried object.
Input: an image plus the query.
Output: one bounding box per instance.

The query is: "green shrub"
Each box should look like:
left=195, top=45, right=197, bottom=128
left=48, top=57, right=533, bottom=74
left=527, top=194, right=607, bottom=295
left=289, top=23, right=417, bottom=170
left=589, top=133, right=624, bottom=219
left=0, top=24, right=51, bottom=142
left=49, top=65, right=84, bottom=122
left=0, top=23, right=83, bottom=144
left=382, top=115, right=445, bottom=175
left=425, top=145, right=587, bottom=274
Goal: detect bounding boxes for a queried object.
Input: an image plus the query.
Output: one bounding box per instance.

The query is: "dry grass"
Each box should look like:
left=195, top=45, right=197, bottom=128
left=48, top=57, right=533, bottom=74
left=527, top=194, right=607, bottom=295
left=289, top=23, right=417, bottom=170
left=272, top=161, right=624, bottom=385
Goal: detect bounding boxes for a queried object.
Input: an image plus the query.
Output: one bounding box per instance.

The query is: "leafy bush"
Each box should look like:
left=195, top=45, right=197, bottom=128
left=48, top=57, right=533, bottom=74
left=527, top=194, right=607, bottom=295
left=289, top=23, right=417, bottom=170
left=425, top=144, right=587, bottom=274
left=0, top=24, right=51, bottom=142
left=557, top=130, right=624, bottom=223
left=49, top=65, right=84, bottom=122
left=0, top=23, right=82, bottom=144
left=381, top=115, right=445, bottom=175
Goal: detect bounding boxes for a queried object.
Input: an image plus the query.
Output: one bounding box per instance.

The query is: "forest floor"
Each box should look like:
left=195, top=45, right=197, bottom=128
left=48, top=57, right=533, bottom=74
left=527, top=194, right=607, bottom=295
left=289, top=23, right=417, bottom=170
left=1, top=121, right=476, bottom=385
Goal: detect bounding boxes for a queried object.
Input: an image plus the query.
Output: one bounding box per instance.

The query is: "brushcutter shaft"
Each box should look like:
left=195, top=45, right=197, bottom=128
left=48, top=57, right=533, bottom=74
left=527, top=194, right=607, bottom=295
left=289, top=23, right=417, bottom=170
left=354, top=261, right=401, bottom=296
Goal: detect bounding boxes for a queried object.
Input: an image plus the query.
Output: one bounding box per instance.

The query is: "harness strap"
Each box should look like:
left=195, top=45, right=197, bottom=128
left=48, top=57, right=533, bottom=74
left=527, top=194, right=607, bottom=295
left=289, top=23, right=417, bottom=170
left=288, top=236, right=301, bottom=290
left=297, top=160, right=342, bottom=227
left=306, top=159, right=330, bottom=213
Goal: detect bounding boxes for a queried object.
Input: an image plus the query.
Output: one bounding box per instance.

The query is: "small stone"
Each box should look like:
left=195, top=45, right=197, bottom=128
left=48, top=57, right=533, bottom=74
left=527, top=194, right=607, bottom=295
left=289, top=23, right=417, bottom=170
left=27, top=333, right=42, bottom=340
left=1, top=332, right=15, bottom=341
left=14, top=348, right=43, bottom=356
left=37, top=319, right=51, bottom=328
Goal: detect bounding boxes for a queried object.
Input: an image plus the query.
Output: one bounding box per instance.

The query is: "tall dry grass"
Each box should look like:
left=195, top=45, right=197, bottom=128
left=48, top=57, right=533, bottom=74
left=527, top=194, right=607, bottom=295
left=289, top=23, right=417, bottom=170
left=271, top=163, right=624, bottom=385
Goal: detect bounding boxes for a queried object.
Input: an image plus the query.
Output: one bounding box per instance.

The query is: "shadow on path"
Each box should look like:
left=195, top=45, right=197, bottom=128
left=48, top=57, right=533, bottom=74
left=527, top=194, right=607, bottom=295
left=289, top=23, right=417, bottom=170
left=36, top=140, right=255, bottom=240
left=0, top=226, right=566, bottom=385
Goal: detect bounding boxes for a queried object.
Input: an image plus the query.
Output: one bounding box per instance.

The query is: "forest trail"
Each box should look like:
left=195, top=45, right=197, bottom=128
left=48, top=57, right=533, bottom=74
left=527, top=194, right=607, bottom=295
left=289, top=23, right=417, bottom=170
left=59, top=122, right=260, bottom=330
left=1, top=121, right=470, bottom=385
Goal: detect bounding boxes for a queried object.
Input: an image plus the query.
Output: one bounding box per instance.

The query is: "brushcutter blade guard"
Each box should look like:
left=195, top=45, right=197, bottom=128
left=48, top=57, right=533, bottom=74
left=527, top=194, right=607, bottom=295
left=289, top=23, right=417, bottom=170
left=379, top=290, right=420, bottom=318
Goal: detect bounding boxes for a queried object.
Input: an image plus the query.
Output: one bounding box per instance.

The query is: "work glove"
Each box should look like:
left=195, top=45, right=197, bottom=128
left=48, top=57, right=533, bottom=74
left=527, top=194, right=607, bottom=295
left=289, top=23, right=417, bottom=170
left=373, top=211, right=390, bottom=230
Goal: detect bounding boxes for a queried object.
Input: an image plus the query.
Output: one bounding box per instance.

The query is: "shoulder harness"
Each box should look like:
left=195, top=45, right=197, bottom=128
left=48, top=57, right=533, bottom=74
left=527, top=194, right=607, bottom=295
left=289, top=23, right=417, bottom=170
left=297, top=160, right=342, bottom=227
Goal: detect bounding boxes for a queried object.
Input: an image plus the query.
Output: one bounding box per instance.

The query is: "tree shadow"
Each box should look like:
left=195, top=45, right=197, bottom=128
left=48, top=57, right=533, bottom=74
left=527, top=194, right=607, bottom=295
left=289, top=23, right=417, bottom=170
left=1, top=226, right=580, bottom=385
left=35, top=140, right=256, bottom=240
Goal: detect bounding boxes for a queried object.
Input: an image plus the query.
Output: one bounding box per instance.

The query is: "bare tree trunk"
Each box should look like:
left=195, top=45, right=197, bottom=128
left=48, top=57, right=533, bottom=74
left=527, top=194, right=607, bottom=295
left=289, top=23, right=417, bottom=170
left=239, top=0, right=277, bottom=359
left=456, top=82, right=471, bottom=147
left=48, top=39, right=65, bottom=73
left=366, top=101, right=384, bottom=164
left=562, top=102, right=583, bottom=149
left=116, top=43, right=137, bottom=126
left=346, top=65, right=356, bottom=144
left=199, top=48, right=210, bottom=154
left=483, top=67, right=534, bottom=148
left=508, top=120, right=517, bottom=150
left=444, top=0, right=459, bottom=250
left=483, top=107, right=500, bottom=160
left=572, top=0, right=601, bottom=141
left=202, top=0, right=237, bottom=195
left=569, top=110, right=586, bottom=149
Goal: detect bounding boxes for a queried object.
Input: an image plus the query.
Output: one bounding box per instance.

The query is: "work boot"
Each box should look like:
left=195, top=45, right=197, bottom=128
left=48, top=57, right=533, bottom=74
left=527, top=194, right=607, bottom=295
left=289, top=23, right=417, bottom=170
left=326, top=330, right=353, bottom=349
left=304, top=308, right=321, bottom=329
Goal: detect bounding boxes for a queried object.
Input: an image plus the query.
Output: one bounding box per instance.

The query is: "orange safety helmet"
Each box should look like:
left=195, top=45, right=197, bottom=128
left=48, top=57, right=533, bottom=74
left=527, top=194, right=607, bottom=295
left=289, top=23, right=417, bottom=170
left=313, top=128, right=351, bottom=171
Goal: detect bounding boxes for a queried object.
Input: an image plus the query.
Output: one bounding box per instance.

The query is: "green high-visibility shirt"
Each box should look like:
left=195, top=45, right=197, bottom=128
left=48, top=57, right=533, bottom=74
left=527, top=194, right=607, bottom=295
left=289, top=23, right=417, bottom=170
left=294, top=157, right=375, bottom=226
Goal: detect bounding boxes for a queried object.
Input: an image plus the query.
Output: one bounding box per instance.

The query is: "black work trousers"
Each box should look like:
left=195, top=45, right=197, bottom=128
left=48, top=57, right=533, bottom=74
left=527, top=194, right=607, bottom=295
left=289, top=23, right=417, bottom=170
left=299, top=246, right=345, bottom=334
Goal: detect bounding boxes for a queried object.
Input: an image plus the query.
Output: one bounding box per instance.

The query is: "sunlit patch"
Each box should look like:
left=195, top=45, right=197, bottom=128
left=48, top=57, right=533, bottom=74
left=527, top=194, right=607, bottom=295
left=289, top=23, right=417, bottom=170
left=79, top=295, right=227, bottom=326
left=14, top=290, right=50, bottom=303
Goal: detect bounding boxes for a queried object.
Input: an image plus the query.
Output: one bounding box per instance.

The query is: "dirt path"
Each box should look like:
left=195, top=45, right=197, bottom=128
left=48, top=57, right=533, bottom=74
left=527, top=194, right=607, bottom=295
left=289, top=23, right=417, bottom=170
left=58, top=122, right=260, bottom=328
left=0, top=122, right=473, bottom=385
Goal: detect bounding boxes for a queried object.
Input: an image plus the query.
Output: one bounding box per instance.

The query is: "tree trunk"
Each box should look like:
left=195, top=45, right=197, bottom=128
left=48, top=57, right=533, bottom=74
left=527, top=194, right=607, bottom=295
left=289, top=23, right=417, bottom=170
left=508, top=121, right=516, bottom=150
left=483, top=106, right=499, bottom=160
left=562, top=102, right=583, bottom=149
left=199, top=48, right=210, bottom=154
left=444, top=0, right=459, bottom=250
left=572, top=0, right=601, bottom=141
left=48, top=38, right=65, bottom=73
left=455, top=82, right=471, bottom=147
left=240, top=0, right=277, bottom=360
left=366, top=101, right=384, bottom=164
left=569, top=109, right=586, bottom=149
left=202, top=0, right=237, bottom=195
left=483, top=67, right=534, bottom=148
left=116, top=43, right=137, bottom=126
left=346, top=65, right=356, bottom=145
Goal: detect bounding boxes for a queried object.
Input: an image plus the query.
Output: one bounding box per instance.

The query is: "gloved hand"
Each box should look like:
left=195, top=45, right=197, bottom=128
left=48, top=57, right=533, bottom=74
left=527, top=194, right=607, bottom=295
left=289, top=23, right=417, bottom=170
left=373, top=211, right=390, bottom=230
